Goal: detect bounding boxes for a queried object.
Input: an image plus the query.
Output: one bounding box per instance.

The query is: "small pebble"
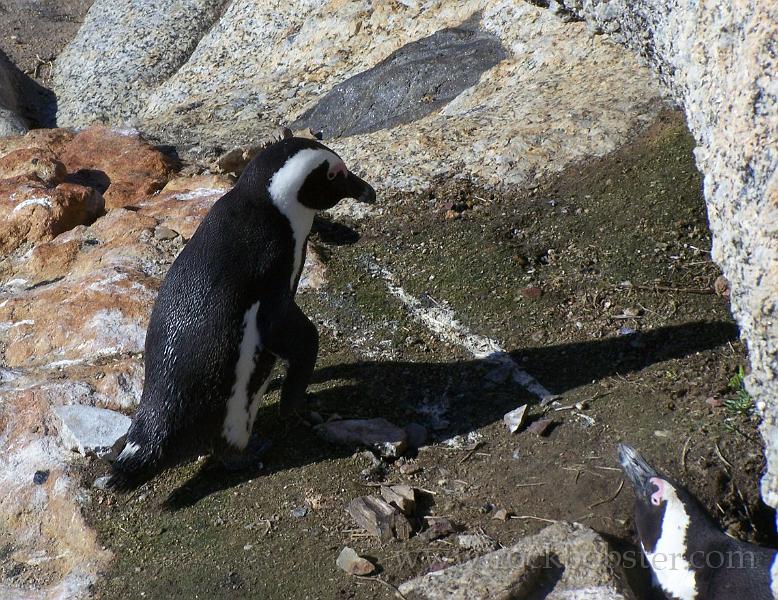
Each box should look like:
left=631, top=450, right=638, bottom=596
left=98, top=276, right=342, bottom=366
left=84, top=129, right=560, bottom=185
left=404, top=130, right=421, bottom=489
left=336, top=546, right=375, bottom=576
left=33, top=470, right=49, bottom=485
left=291, top=506, right=309, bottom=518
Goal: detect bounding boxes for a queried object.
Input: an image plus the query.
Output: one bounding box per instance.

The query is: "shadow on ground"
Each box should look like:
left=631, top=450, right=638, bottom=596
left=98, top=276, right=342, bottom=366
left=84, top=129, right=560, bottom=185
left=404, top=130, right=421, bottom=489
left=164, top=319, right=736, bottom=508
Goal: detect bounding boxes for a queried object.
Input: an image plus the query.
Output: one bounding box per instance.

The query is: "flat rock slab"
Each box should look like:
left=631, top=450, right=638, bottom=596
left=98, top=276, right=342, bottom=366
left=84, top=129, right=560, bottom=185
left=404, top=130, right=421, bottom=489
left=53, top=404, right=131, bottom=461
left=292, top=26, right=507, bottom=138
left=398, top=521, right=633, bottom=599
left=314, top=417, right=408, bottom=458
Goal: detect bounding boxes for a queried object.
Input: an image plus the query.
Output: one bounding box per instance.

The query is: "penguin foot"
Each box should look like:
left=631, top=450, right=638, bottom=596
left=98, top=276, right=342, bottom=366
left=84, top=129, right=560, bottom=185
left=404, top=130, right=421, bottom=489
left=219, top=435, right=272, bottom=472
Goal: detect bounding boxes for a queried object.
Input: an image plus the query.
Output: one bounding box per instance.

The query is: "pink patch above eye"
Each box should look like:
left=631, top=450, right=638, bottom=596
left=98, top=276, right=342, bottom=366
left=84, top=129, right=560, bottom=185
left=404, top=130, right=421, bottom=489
left=649, top=477, right=665, bottom=505
left=328, top=161, right=347, bottom=179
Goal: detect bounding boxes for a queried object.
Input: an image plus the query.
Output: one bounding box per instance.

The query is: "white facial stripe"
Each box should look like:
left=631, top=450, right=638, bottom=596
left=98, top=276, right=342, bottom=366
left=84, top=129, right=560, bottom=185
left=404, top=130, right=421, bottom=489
left=268, top=148, right=342, bottom=290
left=643, top=482, right=698, bottom=600
left=223, top=302, right=261, bottom=448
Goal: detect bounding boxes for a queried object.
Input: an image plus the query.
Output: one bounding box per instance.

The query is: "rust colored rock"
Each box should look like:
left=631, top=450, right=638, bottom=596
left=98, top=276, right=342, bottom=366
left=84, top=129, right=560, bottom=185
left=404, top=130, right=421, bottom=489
left=60, top=126, right=177, bottom=209
left=521, top=286, right=543, bottom=301
left=0, top=181, right=104, bottom=254
left=161, top=173, right=232, bottom=194
left=714, top=274, right=730, bottom=297
left=0, top=266, right=157, bottom=368
left=0, top=147, right=66, bottom=185
left=0, top=128, right=76, bottom=158
left=135, top=186, right=222, bottom=241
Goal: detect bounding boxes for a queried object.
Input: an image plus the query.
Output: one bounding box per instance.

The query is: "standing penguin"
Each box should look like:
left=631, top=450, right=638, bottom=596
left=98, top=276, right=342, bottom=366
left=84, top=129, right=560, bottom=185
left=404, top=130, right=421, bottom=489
left=618, top=443, right=778, bottom=600
left=108, top=136, right=376, bottom=490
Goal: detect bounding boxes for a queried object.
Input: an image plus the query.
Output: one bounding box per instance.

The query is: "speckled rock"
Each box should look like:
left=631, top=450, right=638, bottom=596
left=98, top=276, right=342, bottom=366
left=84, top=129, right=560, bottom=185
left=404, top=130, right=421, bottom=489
left=546, top=0, right=778, bottom=526
left=398, top=521, right=632, bottom=599
left=52, top=0, right=664, bottom=192
left=53, top=0, right=230, bottom=127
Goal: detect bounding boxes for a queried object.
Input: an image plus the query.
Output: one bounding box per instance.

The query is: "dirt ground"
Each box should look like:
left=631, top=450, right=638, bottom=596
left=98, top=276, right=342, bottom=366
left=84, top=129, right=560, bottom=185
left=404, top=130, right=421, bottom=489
left=0, top=0, right=91, bottom=85
left=70, top=112, right=774, bottom=599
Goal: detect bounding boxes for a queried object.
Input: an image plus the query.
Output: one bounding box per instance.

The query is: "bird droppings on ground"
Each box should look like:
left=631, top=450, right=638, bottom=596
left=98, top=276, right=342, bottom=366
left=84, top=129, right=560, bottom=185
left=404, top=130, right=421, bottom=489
left=66, top=112, right=773, bottom=600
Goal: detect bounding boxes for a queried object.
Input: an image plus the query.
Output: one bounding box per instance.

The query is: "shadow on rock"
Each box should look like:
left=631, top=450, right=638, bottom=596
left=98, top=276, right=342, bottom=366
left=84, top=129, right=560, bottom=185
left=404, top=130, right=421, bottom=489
left=0, top=48, right=57, bottom=128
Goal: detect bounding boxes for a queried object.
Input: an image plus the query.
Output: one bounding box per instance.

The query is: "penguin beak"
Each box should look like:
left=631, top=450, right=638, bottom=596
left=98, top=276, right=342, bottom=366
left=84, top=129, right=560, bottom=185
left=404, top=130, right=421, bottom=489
left=344, top=171, right=376, bottom=204
left=618, top=443, right=661, bottom=504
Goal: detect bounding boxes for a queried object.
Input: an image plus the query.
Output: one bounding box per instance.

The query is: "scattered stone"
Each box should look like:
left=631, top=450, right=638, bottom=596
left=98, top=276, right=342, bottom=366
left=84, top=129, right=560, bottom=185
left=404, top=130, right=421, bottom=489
left=315, top=418, right=408, bottom=459
left=92, top=475, right=112, bottom=490
left=714, top=274, right=730, bottom=297
left=404, top=422, right=428, bottom=449
left=52, top=405, right=132, bottom=461
left=520, top=286, right=543, bottom=301
left=503, top=405, right=528, bottom=434
left=540, top=394, right=561, bottom=407
left=456, top=533, right=500, bottom=553
left=492, top=508, right=511, bottom=521
left=621, top=306, right=643, bottom=318
left=297, top=245, right=328, bottom=292
left=618, top=326, right=636, bottom=336
left=418, top=517, right=457, bottom=542
left=33, top=470, right=49, bottom=485
left=153, top=225, right=178, bottom=241
left=212, top=145, right=262, bottom=176
left=399, top=521, right=632, bottom=599
left=290, top=506, right=309, bottom=518
left=347, top=495, right=412, bottom=542
left=526, top=418, right=554, bottom=437
left=706, top=396, right=724, bottom=409
left=399, top=462, right=421, bottom=476
left=380, top=485, right=416, bottom=516
left=336, top=546, right=375, bottom=577
left=654, top=430, right=671, bottom=438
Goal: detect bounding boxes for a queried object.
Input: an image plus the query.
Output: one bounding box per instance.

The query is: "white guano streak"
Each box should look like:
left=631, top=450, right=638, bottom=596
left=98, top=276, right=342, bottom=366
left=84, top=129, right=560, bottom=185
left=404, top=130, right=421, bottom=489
left=367, top=261, right=552, bottom=400
left=268, top=148, right=340, bottom=290
left=223, top=302, right=261, bottom=448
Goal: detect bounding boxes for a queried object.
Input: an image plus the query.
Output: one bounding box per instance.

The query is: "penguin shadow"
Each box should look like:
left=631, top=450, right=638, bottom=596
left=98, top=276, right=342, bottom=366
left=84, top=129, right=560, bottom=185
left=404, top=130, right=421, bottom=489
left=311, top=214, right=361, bottom=245
left=162, top=319, right=736, bottom=510
left=0, top=48, right=57, bottom=127
left=65, top=169, right=111, bottom=195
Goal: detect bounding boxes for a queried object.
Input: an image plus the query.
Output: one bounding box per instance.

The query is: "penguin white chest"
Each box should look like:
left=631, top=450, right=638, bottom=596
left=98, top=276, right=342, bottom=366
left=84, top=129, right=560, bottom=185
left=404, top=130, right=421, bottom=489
left=643, top=489, right=698, bottom=600
left=222, top=302, right=272, bottom=448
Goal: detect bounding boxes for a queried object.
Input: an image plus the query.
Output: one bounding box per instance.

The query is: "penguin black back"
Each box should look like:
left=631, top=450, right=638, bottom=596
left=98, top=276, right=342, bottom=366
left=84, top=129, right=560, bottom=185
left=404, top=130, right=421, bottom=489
left=108, top=137, right=375, bottom=490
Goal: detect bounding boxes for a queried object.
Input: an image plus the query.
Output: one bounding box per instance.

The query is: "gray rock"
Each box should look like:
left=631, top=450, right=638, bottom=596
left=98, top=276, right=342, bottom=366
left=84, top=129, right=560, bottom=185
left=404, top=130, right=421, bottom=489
left=399, top=521, right=633, bottom=599
left=314, top=418, right=408, bottom=458
left=53, top=405, right=132, bottom=461
left=503, top=404, right=528, bottom=433
left=542, top=0, right=778, bottom=524
left=53, top=0, right=229, bottom=128
left=291, top=26, right=507, bottom=138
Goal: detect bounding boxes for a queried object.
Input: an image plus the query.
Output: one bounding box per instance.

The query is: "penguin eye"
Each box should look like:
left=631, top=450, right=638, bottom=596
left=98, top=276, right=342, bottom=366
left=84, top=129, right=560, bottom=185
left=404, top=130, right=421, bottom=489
left=651, top=496, right=661, bottom=506
left=327, top=171, right=336, bottom=181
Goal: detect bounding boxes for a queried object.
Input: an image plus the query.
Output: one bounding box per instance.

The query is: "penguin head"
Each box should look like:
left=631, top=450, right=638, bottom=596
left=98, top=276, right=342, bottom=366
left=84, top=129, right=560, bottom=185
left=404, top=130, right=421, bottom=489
left=241, top=136, right=376, bottom=211
left=618, top=443, right=691, bottom=552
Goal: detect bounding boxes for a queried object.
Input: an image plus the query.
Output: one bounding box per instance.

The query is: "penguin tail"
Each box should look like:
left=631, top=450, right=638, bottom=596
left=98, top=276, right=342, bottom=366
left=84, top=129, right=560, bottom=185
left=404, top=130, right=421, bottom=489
left=107, top=420, right=164, bottom=492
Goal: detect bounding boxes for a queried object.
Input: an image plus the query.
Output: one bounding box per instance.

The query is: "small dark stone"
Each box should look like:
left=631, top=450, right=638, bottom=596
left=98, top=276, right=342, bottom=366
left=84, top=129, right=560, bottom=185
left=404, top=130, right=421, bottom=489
left=33, top=470, right=49, bottom=485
